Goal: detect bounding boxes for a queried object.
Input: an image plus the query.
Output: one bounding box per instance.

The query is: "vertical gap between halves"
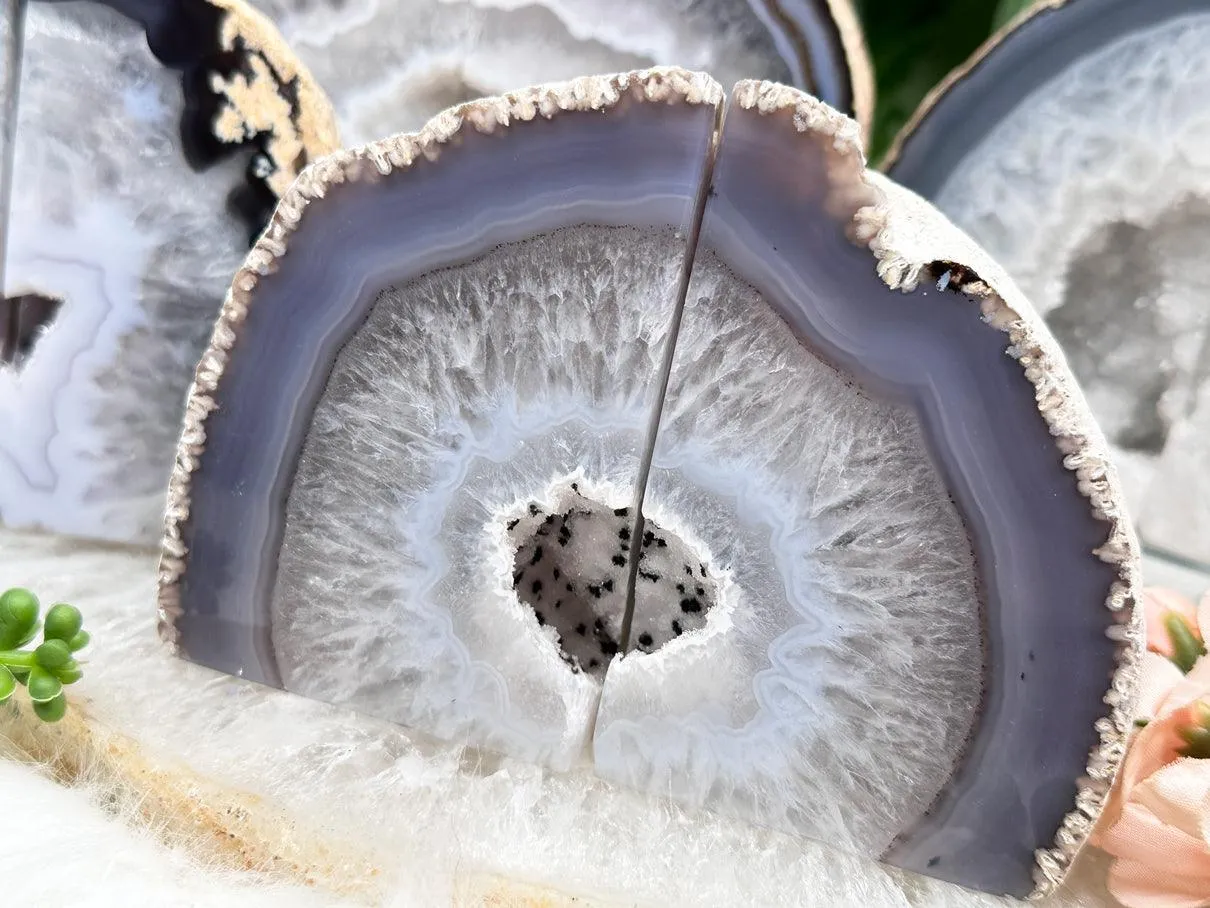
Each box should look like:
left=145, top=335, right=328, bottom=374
left=0, top=0, right=27, bottom=364
left=618, top=98, right=725, bottom=655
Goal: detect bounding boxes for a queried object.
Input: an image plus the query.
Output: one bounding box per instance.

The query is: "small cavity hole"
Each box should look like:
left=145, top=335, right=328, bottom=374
left=1052, top=219, right=1176, bottom=454
left=2, top=293, right=63, bottom=368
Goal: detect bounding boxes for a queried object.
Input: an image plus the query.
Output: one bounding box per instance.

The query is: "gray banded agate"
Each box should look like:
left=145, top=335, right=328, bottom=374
left=162, top=70, right=1136, bottom=899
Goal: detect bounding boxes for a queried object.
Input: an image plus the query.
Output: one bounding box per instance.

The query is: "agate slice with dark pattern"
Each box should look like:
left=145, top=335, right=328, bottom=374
left=159, top=68, right=1139, bottom=899
left=0, top=0, right=337, bottom=544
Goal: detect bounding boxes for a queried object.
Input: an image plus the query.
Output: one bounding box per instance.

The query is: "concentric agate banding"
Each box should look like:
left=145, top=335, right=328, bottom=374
left=159, top=68, right=1139, bottom=898
left=675, top=80, right=1138, bottom=896
left=855, top=153, right=1140, bottom=901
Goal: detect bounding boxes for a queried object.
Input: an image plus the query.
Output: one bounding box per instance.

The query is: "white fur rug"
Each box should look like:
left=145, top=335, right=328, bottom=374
left=0, top=527, right=1117, bottom=907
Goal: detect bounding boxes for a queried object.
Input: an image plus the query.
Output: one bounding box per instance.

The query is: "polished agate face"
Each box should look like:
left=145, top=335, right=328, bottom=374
left=0, top=0, right=335, bottom=545
left=157, top=69, right=1135, bottom=898
left=888, top=0, right=1210, bottom=579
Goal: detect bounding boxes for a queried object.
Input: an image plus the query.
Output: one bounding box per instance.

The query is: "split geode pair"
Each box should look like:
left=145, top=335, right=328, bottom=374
left=148, top=68, right=1137, bottom=900
left=0, top=0, right=1155, bottom=903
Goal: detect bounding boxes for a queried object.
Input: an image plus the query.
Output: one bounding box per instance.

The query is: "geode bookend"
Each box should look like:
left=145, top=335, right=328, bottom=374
left=158, top=69, right=1140, bottom=899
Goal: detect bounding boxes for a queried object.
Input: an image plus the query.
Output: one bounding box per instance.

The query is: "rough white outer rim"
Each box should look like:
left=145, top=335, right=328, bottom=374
left=735, top=79, right=1141, bottom=898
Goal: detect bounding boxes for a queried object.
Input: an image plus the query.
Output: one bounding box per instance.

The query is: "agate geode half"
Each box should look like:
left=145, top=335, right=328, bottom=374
left=159, top=69, right=1139, bottom=898
left=886, top=0, right=1210, bottom=577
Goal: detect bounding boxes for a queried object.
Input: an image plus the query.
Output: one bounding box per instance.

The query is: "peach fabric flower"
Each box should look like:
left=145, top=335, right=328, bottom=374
left=1093, top=590, right=1210, bottom=907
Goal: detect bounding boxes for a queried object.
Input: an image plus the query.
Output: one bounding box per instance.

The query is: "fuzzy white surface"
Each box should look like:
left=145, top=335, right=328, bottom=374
left=0, top=527, right=1116, bottom=907
left=0, top=759, right=346, bottom=908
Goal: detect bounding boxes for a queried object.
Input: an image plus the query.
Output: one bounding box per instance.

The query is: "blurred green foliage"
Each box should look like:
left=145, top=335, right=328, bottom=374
left=854, top=0, right=1034, bottom=163
left=992, top=0, right=1038, bottom=30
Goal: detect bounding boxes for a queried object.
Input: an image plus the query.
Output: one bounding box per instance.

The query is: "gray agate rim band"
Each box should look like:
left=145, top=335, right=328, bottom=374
left=157, top=68, right=1141, bottom=900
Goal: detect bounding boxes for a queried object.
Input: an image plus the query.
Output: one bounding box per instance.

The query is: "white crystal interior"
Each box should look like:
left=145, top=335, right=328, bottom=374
left=0, top=3, right=247, bottom=544
left=271, top=226, right=683, bottom=770
left=257, top=0, right=789, bottom=144
left=273, top=224, right=982, bottom=842
left=932, top=13, right=1210, bottom=565
left=595, top=252, right=983, bottom=853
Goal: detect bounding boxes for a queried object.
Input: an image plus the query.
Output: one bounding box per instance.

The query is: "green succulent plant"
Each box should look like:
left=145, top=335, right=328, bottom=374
left=0, top=587, right=90, bottom=722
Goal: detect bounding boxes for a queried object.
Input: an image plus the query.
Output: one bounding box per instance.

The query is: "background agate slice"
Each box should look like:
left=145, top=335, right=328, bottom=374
left=0, top=0, right=337, bottom=545
left=256, top=0, right=872, bottom=143
left=163, top=70, right=1138, bottom=897
left=885, top=0, right=1210, bottom=582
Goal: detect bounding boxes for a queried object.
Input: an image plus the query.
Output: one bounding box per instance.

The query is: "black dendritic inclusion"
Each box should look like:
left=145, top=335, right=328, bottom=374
left=508, top=484, right=718, bottom=679
left=90, top=0, right=309, bottom=240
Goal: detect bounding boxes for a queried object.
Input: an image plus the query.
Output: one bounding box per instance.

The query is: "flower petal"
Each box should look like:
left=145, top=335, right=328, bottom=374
left=1109, top=856, right=1210, bottom=908
left=1104, top=708, right=1201, bottom=829
left=1160, top=657, right=1210, bottom=717
left=1100, top=802, right=1210, bottom=875
left=1198, top=590, right=1210, bottom=643
left=1140, top=651, right=1188, bottom=718
left=1135, top=758, right=1210, bottom=840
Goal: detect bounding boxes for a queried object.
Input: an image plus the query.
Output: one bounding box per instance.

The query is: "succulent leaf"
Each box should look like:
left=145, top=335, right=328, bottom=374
left=34, top=638, right=73, bottom=671
left=26, top=665, right=63, bottom=704
left=0, top=665, right=14, bottom=703
left=0, top=587, right=39, bottom=649
left=32, top=693, right=67, bottom=723
left=43, top=603, right=83, bottom=643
